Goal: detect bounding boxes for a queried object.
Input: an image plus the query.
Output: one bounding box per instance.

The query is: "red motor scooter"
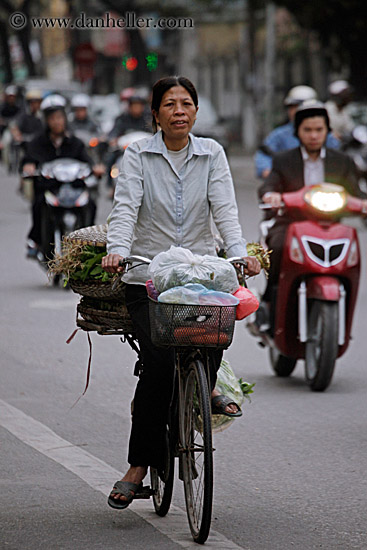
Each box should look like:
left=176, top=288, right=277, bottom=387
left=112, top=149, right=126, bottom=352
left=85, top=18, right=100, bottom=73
left=249, top=183, right=366, bottom=391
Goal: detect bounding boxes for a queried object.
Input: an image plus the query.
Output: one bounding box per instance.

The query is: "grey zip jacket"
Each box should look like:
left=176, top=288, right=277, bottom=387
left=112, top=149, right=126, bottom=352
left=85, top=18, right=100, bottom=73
left=107, top=130, right=247, bottom=285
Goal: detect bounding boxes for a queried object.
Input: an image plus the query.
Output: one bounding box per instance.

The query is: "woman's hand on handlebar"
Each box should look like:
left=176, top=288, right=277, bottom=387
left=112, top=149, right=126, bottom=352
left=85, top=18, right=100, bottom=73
left=262, top=191, right=282, bottom=209
left=242, top=256, right=261, bottom=277
left=102, top=253, right=125, bottom=273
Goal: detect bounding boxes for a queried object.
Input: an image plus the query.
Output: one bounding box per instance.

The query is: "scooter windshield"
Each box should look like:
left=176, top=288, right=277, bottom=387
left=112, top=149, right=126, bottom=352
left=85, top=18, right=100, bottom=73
left=41, top=158, right=91, bottom=182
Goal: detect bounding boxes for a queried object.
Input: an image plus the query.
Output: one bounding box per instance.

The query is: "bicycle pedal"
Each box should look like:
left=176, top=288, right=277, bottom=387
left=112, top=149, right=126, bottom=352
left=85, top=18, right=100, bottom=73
left=134, top=485, right=152, bottom=499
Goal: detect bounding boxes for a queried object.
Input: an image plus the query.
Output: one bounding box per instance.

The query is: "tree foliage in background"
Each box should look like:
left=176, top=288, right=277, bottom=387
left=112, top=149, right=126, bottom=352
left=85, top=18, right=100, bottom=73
left=271, top=0, right=367, bottom=97
left=197, top=0, right=367, bottom=97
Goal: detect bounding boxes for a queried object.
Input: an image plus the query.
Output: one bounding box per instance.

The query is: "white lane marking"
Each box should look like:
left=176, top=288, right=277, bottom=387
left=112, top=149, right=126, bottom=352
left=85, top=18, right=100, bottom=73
left=0, top=399, right=245, bottom=550
left=29, top=299, right=78, bottom=310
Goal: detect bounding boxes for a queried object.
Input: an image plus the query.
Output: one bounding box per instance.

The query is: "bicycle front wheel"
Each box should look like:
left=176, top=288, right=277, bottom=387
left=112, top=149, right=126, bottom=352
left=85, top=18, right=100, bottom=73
left=180, top=358, right=213, bottom=544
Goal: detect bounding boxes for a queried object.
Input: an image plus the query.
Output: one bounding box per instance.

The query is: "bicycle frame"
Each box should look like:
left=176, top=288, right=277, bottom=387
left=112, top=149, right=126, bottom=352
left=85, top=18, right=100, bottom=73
left=112, top=255, right=244, bottom=543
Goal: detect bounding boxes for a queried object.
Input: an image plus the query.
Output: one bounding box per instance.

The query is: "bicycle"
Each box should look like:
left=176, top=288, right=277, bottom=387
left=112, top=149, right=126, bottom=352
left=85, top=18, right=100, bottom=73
left=115, top=255, right=248, bottom=544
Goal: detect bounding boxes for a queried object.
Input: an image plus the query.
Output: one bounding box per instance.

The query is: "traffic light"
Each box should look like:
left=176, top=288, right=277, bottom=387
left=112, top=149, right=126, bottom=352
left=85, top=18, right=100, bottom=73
left=146, top=53, right=158, bottom=72
left=121, top=53, right=158, bottom=72
left=122, top=56, right=138, bottom=71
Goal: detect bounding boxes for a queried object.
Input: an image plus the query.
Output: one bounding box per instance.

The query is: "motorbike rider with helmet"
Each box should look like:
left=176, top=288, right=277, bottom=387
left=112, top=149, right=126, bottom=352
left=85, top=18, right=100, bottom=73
left=69, top=93, right=106, bottom=169
left=325, top=80, right=354, bottom=140
left=256, top=101, right=367, bottom=331
left=119, top=87, right=137, bottom=114
left=0, top=85, right=21, bottom=136
left=10, top=89, right=43, bottom=142
left=68, top=93, right=100, bottom=134
left=108, top=92, right=150, bottom=145
left=9, top=89, right=43, bottom=186
left=22, top=94, right=102, bottom=258
left=0, top=85, right=22, bottom=165
left=255, top=85, right=340, bottom=180
left=106, top=92, right=151, bottom=194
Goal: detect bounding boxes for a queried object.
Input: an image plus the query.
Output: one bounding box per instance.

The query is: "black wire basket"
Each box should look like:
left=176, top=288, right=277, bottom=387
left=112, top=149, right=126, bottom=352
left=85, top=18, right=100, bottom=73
left=149, top=299, right=237, bottom=349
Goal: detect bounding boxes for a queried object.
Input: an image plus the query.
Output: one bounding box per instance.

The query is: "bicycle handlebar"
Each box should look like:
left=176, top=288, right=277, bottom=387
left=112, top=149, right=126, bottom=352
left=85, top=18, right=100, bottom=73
left=119, top=255, right=248, bottom=268
left=118, top=255, right=151, bottom=267
left=112, top=255, right=253, bottom=291
left=117, top=255, right=249, bottom=278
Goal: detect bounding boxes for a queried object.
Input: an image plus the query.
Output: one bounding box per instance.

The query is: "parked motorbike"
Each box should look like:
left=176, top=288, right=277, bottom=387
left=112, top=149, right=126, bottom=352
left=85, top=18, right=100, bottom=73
left=247, top=183, right=366, bottom=391
left=26, top=158, right=97, bottom=285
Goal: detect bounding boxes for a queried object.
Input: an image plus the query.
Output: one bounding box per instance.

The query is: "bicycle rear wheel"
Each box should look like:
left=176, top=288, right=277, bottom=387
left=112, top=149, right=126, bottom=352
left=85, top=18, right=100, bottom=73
left=150, top=428, right=175, bottom=517
left=180, top=358, right=213, bottom=544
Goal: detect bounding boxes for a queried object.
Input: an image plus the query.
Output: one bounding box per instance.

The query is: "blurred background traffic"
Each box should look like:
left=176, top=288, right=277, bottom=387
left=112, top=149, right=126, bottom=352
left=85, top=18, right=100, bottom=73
left=1, top=0, right=367, bottom=270
left=0, top=0, right=366, bottom=153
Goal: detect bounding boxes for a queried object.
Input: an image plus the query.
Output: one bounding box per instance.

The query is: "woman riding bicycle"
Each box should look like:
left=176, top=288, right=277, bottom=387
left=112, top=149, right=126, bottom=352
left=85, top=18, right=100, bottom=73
left=102, top=76, right=260, bottom=509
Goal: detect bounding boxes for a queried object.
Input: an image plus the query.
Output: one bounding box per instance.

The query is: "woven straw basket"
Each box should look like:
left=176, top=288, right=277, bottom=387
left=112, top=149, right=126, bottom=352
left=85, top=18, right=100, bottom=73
left=65, top=224, right=125, bottom=300
left=77, top=299, right=134, bottom=333
left=65, top=224, right=108, bottom=247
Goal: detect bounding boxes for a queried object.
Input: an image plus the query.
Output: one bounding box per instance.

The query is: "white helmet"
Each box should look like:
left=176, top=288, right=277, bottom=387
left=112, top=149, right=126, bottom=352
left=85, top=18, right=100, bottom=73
left=40, top=94, right=67, bottom=114
left=328, top=80, right=351, bottom=96
left=25, top=89, right=43, bottom=101
left=4, top=85, right=17, bottom=96
left=284, top=85, right=317, bottom=107
left=71, top=93, right=90, bottom=109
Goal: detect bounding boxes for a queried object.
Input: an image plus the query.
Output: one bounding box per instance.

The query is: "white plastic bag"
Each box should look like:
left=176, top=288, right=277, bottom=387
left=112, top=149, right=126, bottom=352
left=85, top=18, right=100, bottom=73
left=211, top=359, right=245, bottom=433
left=158, top=283, right=240, bottom=306
left=148, top=246, right=239, bottom=293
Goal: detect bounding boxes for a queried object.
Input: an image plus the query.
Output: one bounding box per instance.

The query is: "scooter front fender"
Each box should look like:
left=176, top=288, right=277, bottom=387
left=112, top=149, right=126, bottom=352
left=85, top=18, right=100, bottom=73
left=306, top=276, right=341, bottom=301
left=304, top=277, right=346, bottom=347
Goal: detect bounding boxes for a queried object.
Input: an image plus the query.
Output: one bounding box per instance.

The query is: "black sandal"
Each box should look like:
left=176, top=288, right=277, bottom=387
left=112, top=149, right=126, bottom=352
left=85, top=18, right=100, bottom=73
left=107, top=480, right=140, bottom=510
left=211, top=395, right=242, bottom=417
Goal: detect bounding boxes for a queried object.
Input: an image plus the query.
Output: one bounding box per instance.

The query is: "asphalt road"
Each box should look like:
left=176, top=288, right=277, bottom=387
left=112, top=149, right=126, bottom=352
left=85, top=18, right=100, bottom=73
left=1, top=157, right=367, bottom=550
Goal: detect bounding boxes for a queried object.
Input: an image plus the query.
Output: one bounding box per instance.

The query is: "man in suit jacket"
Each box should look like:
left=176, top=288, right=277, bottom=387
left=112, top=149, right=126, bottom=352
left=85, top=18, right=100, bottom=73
left=258, top=101, right=366, bottom=306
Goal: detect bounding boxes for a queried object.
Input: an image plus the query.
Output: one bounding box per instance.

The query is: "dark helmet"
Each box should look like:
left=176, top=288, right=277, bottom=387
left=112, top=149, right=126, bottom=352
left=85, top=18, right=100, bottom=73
left=128, top=94, right=147, bottom=105
left=294, top=100, right=331, bottom=136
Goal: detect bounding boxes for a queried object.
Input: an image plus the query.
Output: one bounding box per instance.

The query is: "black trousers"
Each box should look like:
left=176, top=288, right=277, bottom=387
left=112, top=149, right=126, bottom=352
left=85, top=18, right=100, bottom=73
left=262, top=222, right=288, bottom=302
left=125, top=284, right=223, bottom=469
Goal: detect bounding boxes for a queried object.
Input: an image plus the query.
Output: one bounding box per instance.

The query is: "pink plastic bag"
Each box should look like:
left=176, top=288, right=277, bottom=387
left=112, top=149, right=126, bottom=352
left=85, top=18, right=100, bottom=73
left=145, top=279, right=160, bottom=301
left=233, top=287, right=259, bottom=320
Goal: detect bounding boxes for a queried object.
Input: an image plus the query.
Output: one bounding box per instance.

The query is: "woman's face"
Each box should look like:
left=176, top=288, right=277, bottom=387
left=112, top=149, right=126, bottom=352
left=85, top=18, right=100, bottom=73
left=153, top=85, right=198, bottom=141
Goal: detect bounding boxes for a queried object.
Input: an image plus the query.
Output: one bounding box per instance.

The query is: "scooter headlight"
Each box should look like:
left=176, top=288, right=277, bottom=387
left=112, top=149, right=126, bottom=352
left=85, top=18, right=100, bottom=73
left=110, top=165, right=119, bottom=179
left=89, top=137, right=99, bottom=147
left=304, top=184, right=347, bottom=213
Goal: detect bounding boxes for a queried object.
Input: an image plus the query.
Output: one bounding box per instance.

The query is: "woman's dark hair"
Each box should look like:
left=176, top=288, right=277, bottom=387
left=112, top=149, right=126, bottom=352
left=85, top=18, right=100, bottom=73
left=151, top=76, right=198, bottom=133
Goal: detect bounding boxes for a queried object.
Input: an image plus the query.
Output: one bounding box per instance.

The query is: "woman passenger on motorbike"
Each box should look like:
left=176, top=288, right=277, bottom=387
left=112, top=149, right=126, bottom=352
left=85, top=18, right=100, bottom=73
left=22, top=95, right=104, bottom=257
left=102, top=76, right=261, bottom=509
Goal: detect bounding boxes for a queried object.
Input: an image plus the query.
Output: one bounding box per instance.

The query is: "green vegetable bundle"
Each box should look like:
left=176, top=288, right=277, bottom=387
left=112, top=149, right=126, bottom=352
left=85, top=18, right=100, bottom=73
left=246, top=242, right=272, bottom=277
left=48, top=241, right=112, bottom=284
left=68, top=245, right=110, bottom=283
